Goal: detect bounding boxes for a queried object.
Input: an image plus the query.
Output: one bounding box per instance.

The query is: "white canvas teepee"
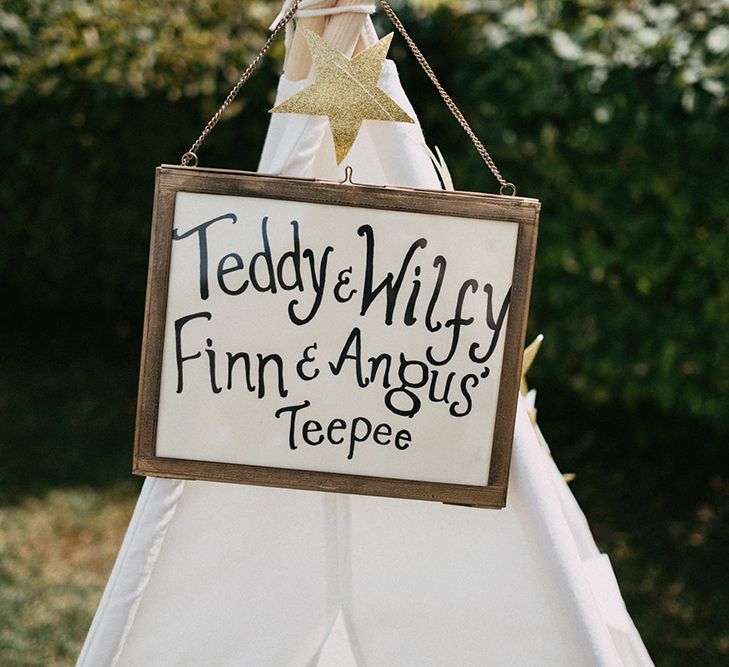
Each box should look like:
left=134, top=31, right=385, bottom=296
left=78, top=3, right=653, bottom=665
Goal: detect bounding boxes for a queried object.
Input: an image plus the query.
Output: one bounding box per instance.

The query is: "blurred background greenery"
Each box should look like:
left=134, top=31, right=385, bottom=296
left=1, top=0, right=727, bottom=664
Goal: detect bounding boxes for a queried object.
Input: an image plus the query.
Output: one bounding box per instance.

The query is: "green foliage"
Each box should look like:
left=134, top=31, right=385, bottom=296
left=2, top=0, right=728, bottom=427
left=1, top=0, right=282, bottom=316
left=0, top=0, right=273, bottom=101
left=538, top=388, right=729, bottom=666
left=386, top=0, right=729, bottom=424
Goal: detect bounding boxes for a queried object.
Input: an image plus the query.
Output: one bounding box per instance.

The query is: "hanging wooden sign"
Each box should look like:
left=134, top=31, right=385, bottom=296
left=133, top=165, right=539, bottom=507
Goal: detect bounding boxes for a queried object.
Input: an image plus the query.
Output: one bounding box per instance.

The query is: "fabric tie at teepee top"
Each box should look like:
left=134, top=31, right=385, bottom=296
left=270, top=0, right=377, bottom=52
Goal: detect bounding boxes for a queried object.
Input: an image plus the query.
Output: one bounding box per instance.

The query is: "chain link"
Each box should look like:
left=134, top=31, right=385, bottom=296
left=180, top=0, right=515, bottom=194
left=181, top=0, right=302, bottom=166
left=376, top=0, right=512, bottom=193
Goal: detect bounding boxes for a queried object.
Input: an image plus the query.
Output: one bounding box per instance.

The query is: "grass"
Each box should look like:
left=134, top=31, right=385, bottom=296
left=0, top=316, right=727, bottom=665
left=0, top=485, right=135, bottom=665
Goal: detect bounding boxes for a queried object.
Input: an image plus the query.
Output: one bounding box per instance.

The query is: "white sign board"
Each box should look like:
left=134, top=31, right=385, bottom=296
left=134, top=166, right=539, bottom=507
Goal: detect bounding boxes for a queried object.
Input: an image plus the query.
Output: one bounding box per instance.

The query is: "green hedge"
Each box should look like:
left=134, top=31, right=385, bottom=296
left=2, top=1, right=728, bottom=428
left=390, top=4, right=729, bottom=424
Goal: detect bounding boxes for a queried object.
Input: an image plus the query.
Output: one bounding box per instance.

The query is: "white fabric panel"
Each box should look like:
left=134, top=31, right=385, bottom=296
left=340, top=402, right=621, bottom=666
left=78, top=11, right=652, bottom=665
left=317, top=608, right=358, bottom=665
left=114, top=484, right=341, bottom=667
left=77, top=477, right=185, bottom=666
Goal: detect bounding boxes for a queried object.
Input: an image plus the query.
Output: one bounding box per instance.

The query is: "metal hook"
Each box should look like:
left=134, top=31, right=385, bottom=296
left=339, top=165, right=356, bottom=185
left=181, top=151, right=199, bottom=168
left=499, top=182, right=517, bottom=197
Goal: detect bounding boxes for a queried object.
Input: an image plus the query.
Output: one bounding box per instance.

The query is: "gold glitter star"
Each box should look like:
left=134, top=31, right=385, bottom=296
left=271, top=28, right=414, bottom=164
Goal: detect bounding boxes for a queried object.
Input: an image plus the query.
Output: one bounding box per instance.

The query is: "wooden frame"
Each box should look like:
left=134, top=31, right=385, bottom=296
left=133, top=165, right=539, bottom=508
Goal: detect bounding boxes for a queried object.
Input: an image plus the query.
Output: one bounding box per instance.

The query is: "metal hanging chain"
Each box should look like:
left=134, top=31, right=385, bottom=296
left=180, top=0, right=302, bottom=167
left=181, top=0, right=516, bottom=195
left=376, top=0, right=514, bottom=195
